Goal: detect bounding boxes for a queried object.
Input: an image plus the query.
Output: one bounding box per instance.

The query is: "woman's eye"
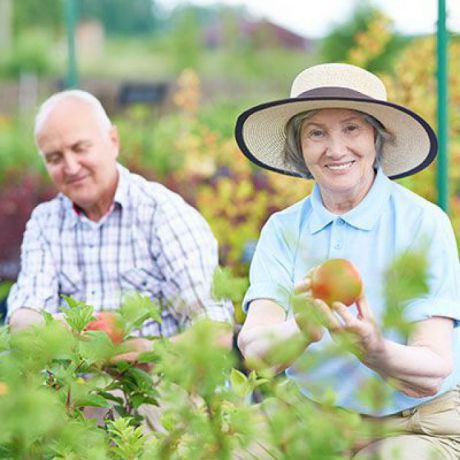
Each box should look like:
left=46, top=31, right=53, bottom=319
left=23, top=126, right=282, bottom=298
left=344, top=124, right=360, bottom=133
left=308, top=129, right=325, bottom=139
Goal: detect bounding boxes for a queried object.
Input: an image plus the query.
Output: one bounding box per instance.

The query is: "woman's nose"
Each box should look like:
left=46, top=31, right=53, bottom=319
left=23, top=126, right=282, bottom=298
left=326, top=133, right=348, bottom=158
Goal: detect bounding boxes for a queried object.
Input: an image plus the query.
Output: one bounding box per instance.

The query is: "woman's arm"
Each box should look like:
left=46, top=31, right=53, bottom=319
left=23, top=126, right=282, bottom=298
left=237, top=299, right=323, bottom=373
left=332, top=298, right=454, bottom=398
left=362, top=316, right=454, bottom=398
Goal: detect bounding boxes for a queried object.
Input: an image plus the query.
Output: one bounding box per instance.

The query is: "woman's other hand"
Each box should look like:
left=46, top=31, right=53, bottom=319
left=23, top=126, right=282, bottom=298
left=329, top=296, right=384, bottom=359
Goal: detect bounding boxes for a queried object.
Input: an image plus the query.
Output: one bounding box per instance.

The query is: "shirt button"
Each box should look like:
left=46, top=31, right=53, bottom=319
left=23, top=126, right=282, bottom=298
left=334, top=242, right=342, bottom=250
left=337, top=219, right=344, bottom=226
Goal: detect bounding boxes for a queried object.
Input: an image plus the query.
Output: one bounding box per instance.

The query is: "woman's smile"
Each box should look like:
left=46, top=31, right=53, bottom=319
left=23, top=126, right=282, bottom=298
left=300, top=108, right=377, bottom=212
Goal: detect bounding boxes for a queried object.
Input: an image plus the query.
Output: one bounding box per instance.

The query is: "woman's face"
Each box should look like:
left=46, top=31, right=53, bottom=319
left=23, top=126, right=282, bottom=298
left=300, top=108, right=377, bottom=200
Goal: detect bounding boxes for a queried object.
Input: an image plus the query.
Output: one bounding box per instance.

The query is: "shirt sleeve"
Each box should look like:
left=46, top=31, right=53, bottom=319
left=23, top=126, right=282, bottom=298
left=6, top=208, right=59, bottom=321
left=404, top=208, right=460, bottom=326
left=151, top=192, right=233, bottom=329
left=243, top=215, right=294, bottom=313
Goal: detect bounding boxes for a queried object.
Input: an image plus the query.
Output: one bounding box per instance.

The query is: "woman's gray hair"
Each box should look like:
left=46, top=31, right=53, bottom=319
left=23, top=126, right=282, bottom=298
left=34, top=89, right=112, bottom=141
left=283, top=109, right=394, bottom=178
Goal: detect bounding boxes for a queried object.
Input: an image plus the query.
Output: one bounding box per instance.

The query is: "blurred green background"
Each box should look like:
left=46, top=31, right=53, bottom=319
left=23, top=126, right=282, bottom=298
left=0, top=0, right=459, bottom=311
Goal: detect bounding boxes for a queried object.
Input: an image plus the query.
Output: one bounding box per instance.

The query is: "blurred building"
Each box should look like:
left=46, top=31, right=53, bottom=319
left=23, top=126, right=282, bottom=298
left=205, top=17, right=314, bottom=51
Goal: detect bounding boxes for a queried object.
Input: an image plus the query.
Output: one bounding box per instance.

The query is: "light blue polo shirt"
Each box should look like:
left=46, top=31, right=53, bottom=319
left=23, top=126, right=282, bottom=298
left=243, top=168, right=460, bottom=416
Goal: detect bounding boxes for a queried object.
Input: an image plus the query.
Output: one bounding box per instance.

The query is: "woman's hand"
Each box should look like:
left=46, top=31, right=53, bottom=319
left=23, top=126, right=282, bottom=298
left=294, top=272, right=383, bottom=358
left=293, top=275, right=326, bottom=343
left=329, top=297, right=384, bottom=359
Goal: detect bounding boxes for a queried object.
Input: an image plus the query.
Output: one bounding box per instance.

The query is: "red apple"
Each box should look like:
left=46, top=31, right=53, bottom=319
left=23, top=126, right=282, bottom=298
left=310, top=259, right=363, bottom=307
left=85, top=312, right=124, bottom=344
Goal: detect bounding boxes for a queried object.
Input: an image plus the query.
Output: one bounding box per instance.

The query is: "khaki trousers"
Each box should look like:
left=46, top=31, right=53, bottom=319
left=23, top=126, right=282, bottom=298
left=353, top=385, right=460, bottom=459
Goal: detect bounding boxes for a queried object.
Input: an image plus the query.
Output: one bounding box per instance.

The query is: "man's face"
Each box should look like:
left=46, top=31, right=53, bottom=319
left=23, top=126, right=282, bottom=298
left=36, top=98, right=119, bottom=218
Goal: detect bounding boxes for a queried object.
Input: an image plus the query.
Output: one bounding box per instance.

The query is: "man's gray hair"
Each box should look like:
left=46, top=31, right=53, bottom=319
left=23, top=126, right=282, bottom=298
left=283, top=109, right=394, bottom=178
left=34, top=89, right=112, bottom=141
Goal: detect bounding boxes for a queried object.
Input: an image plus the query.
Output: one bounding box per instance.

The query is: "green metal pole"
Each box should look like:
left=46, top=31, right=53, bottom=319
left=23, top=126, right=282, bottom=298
left=65, top=0, right=78, bottom=88
left=436, top=0, right=448, bottom=212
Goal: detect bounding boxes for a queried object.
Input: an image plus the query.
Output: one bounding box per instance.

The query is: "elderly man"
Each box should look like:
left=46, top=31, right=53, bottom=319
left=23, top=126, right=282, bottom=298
left=7, top=90, right=233, bottom=350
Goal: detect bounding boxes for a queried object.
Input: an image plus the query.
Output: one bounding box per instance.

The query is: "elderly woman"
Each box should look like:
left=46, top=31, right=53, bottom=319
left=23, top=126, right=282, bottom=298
left=236, top=63, right=460, bottom=459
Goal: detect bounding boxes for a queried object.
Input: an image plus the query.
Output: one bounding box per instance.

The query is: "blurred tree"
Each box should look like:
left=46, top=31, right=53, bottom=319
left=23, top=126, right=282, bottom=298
left=0, top=0, right=13, bottom=52
left=164, top=6, right=203, bottom=70
left=80, top=0, right=162, bottom=36
left=12, top=0, right=63, bottom=35
left=320, top=3, right=410, bottom=72
left=0, top=32, right=55, bottom=78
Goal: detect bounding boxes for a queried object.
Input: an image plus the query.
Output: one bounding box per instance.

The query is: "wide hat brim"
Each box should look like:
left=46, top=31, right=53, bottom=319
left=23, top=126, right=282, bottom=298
left=235, top=96, right=437, bottom=179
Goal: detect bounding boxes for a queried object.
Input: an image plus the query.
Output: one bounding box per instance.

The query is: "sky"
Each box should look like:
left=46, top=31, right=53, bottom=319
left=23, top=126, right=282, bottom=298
left=158, top=0, right=460, bottom=38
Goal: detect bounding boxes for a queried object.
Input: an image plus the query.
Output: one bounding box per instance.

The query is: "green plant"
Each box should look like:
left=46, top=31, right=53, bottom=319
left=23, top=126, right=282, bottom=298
left=0, top=31, right=56, bottom=79
left=0, top=246, right=432, bottom=458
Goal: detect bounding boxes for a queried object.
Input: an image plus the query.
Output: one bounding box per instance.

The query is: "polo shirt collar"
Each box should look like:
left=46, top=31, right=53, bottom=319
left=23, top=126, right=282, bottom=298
left=309, top=167, right=393, bottom=234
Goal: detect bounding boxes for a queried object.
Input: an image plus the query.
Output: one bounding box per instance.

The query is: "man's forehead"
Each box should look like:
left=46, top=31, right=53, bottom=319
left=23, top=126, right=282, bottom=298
left=37, top=104, right=106, bottom=141
left=42, top=98, right=95, bottom=124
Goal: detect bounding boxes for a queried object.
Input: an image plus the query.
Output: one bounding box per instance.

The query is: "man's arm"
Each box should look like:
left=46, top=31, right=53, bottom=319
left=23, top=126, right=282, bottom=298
left=153, top=192, right=234, bottom=336
left=7, top=207, right=59, bottom=330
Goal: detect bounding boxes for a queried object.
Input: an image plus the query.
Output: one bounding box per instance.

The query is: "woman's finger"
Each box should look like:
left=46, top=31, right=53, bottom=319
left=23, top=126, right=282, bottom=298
left=294, top=277, right=311, bottom=294
left=331, top=302, right=357, bottom=327
left=355, top=296, right=371, bottom=319
left=313, top=299, right=341, bottom=331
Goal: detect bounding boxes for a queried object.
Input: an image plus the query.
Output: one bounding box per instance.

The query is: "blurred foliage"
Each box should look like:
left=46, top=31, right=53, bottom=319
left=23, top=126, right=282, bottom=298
left=159, top=6, right=204, bottom=72
left=320, top=3, right=411, bottom=73
left=79, top=0, right=163, bottom=36
left=12, top=0, right=163, bottom=37
left=0, top=31, right=56, bottom=78
left=383, top=249, right=429, bottom=336
left=0, top=242, right=429, bottom=457
left=0, top=116, right=46, bottom=180
left=12, top=0, right=63, bottom=35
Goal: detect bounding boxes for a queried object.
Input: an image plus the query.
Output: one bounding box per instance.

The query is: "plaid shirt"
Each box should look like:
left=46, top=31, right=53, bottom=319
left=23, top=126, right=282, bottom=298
left=7, top=164, right=233, bottom=337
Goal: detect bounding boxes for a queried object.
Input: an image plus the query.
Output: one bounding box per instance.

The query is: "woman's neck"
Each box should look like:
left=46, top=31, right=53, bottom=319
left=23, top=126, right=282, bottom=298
left=320, top=171, right=376, bottom=215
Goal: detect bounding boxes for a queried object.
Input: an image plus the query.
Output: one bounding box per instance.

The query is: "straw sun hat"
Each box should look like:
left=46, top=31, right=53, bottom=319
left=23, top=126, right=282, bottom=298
left=235, top=63, right=437, bottom=179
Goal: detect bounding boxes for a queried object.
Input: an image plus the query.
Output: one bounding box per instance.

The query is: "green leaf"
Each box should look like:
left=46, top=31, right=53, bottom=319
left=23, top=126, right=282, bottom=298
left=383, top=248, right=429, bottom=335
left=136, top=351, right=159, bottom=364
left=77, top=394, right=111, bottom=408
left=127, top=367, right=154, bottom=390
left=230, top=368, right=251, bottom=398
left=98, top=391, right=124, bottom=405
left=119, top=292, right=162, bottom=334
left=212, top=266, right=248, bottom=303
left=130, top=393, right=148, bottom=409
left=60, top=296, right=95, bottom=333
left=78, top=331, right=115, bottom=365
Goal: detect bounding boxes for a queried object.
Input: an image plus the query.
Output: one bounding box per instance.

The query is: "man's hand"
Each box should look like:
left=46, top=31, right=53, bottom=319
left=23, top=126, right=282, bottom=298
left=8, top=308, right=45, bottom=332
left=110, top=337, right=154, bottom=372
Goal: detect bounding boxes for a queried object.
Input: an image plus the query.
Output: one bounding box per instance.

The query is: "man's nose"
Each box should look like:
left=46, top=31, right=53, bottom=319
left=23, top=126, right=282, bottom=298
left=63, top=154, right=80, bottom=174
